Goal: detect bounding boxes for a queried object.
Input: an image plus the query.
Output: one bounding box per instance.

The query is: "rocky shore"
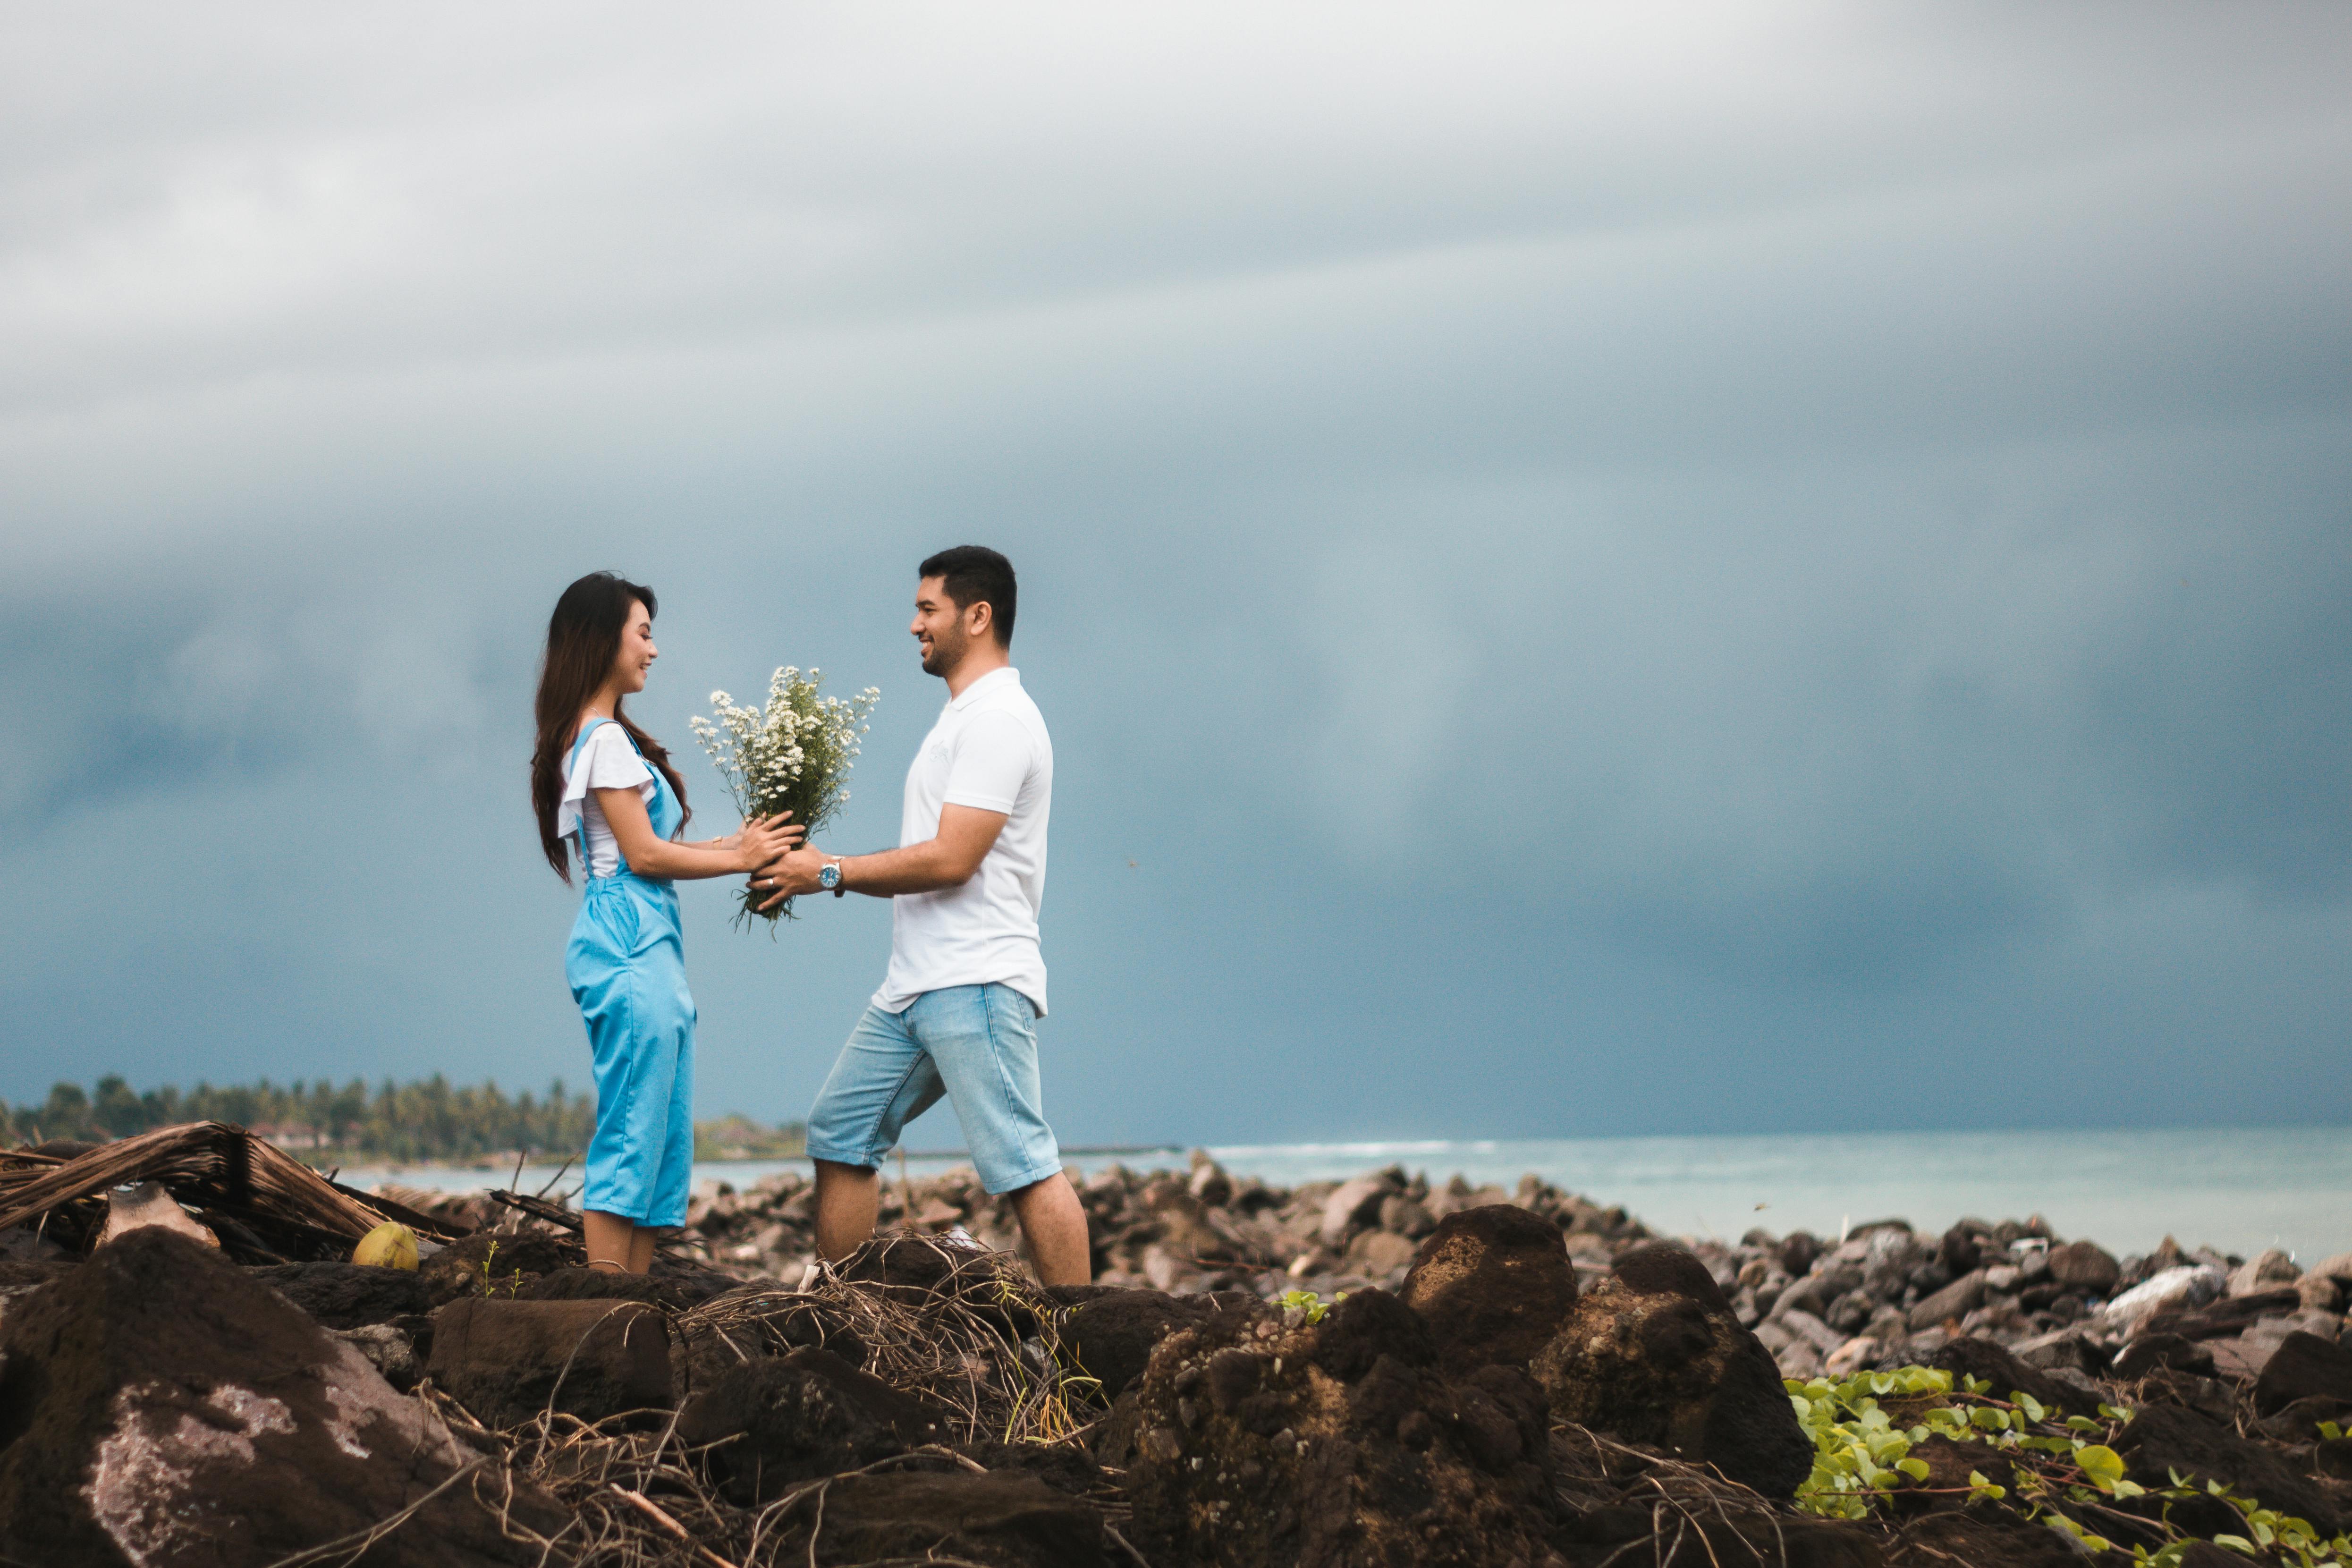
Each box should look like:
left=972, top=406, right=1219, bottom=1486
left=415, top=1151, right=2348, bottom=1393
left=6, top=1132, right=2352, bottom=1566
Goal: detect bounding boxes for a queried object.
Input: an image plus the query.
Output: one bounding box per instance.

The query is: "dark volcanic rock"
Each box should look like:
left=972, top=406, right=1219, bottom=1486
left=766, top=1469, right=1118, bottom=1568
left=1398, top=1204, right=1579, bottom=1375
left=0, top=1259, right=76, bottom=1289
left=520, top=1265, right=703, bottom=1310
left=1534, top=1243, right=1812, bottom=1498
left=1890, top=1509, right=2084, bottom=1566
left=676, top=1345, right=953, bottom=1504
left=1907, top=1271, right=1987, bottom=1332
left=1122, top=1289, right=1569, bottom=1568
left=1934, top=1225, right=1980, bottom=1278
left=1056, top=1286, right=1249, bottom=1399
left=2045, top=1240, right=2121, bottom=1295
left=1929, top=1337, right=2092, bottom=1416
left=1563, top=1508, right=1887, bottom=1565
left=957, top=1439, right=1106, bottom=1496
left=2140, top=1287, right=2301, bottom=1343
left=2113, top=1333, right=2217, bottom=1381
left=0, top=1227, right=558, bottom=1567
left=250, top=1260, right=432, bottom=1329
left=335, top=1323, right=423, bottom=1391
left=2176, top=1545, right=2279, bottom=1568
left=839, top=1234, right=1039, bottom=1337
left=419, top=1231, right=575, bottom=1308
left=2254, top=1331, right=2352, bottom=1416
left=427, top=1296, right=673, bottom=1427
left=2113, top=1404, right=2347, bottom=1534
left=838, top=1232, right=981, bottom=1297
left=678, top=1286, right=870, bottom=1394
left=2255, top=1394, right=2352, bottom=1442
left=1309, top=1285, right=1437, bottom=1382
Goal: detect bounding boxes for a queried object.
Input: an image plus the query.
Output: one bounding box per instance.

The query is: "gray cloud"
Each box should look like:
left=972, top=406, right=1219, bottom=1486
left=4, top=3, right=2348, bottom=1137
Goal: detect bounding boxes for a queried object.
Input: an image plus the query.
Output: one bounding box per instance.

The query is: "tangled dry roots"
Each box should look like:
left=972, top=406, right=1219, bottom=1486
left=681, top=1241, right=1106, bottom=1447
left=364, top=1241, right=1123, bottom=1568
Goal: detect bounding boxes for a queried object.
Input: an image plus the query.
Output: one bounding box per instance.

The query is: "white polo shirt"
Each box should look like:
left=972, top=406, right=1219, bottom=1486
left=873, top=666, right=1052, bottom=1016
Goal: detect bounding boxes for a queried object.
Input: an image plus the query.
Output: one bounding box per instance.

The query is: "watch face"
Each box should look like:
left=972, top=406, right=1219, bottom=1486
left=820, top=865, right=839, bottom=888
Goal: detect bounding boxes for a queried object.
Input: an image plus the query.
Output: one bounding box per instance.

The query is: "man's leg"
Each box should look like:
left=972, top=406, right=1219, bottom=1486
left=804, top=1004, right=944, bottom=1264
left=813, top=1159, right=883, bottom=1262
left=913, top=985, right=1089, bottom=1285
left=627, top=1225, right=658, bottom=1274
left=1009, top=1171, right=1091, bottom=1286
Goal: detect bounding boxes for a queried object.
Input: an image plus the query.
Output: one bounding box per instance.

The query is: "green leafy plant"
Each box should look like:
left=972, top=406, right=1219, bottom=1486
left=473, top=1239, right=524, bottom=1299
left=1787, top=1367, right=2352, bottom=1564
left=1277, top=1288, right=1345, bottom=1325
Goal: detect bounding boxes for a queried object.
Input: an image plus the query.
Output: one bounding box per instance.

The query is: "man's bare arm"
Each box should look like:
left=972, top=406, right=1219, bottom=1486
left=752, top=804, right=1007, bottom=911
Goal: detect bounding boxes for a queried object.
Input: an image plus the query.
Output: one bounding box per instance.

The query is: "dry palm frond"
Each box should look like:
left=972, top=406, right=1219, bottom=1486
left=0, top=1121, right=469, bottom=1259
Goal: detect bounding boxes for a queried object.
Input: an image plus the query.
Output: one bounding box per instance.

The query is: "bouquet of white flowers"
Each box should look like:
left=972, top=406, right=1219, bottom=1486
left=691, top=667, right=880, bottom=925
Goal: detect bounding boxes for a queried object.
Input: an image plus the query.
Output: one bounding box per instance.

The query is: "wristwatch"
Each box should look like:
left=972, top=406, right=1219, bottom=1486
left=819, top=858, right=844, bottom=896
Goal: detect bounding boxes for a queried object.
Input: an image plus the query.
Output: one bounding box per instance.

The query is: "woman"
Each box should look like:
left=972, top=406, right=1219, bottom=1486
left=530, top=572, right=798, bottom=1273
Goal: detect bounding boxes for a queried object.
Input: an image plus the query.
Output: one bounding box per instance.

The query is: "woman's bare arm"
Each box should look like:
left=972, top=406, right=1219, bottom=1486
left=593, top=787, right=800, bottom=880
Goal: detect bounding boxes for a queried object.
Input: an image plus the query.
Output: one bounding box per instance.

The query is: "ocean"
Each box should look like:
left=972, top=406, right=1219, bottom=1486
left=335, top=1126, right=2352, bottom=1263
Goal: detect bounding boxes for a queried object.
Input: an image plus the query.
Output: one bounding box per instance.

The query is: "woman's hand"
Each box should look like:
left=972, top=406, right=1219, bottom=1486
left=750, top=845, right=830, bottom=912
left=732, top=813, right=802, bottom=873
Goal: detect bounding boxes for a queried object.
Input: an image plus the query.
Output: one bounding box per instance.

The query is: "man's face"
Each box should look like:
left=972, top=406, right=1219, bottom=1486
left=912, top=576, right=969, bottom=678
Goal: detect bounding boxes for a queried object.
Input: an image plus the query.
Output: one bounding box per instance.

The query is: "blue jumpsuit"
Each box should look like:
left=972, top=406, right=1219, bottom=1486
left=565, top=719, right=696, bottom=1229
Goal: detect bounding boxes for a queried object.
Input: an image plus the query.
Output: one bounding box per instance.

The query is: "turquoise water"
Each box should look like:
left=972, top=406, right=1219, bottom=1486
left=338, top=1126, right=2352, bottom=1263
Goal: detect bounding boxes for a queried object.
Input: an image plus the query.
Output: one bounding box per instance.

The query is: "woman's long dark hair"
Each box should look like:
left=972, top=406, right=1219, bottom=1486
left=531, top=572, right=691, bottom=880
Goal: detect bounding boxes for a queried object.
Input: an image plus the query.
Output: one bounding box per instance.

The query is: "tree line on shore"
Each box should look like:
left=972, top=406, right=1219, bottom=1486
left=1, top=1076, right=805, bottom=1164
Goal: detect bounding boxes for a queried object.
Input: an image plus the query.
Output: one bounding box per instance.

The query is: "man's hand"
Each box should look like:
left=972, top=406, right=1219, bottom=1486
left=751, top=845, right=830, bottom=913
left=746, top=805, right=1010, bottom=910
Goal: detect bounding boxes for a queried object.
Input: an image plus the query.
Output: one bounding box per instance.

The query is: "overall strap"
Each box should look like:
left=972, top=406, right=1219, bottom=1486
left=570, top=717, right=615, bottom=876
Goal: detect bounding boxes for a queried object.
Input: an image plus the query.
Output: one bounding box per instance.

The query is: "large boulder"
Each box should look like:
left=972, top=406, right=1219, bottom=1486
left=1532, top=1243, right=1812, bottom=1498
left=1121, top=1288, right=1568, bottom=1568
left=250, top=1260, right=432, bottom=1329
left=676, top=1345, right=954, bottom=1504
left=426, top=1296, right=673, bottom=1427
left=1398, top=1204, right=1579, bottom=1376
left=0, top=1227, right=559, bottom=1567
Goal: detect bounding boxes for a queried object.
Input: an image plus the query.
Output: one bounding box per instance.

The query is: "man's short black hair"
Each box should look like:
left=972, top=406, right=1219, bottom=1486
left=919, top=545, right=1017, bottom=647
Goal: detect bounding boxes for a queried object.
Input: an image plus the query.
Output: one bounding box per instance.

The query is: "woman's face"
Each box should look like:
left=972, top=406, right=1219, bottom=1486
left=612, top=601, right=657, bottom=694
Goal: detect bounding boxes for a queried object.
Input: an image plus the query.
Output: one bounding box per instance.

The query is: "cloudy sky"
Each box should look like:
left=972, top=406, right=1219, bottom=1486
left=4, top=3, right=2347, bottom=1143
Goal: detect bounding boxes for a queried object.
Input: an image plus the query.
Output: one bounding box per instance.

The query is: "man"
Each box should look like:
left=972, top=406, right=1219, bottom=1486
left=752, top=546, right=1090, bottom=1285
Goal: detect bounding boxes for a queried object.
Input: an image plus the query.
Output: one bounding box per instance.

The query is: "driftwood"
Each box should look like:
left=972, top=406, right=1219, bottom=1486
left=0, top=1121, right=471, bottom=1263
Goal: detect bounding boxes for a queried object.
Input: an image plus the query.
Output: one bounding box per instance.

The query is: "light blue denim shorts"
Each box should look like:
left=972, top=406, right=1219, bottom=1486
left=805, top=983, right=1062, bottom=1195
